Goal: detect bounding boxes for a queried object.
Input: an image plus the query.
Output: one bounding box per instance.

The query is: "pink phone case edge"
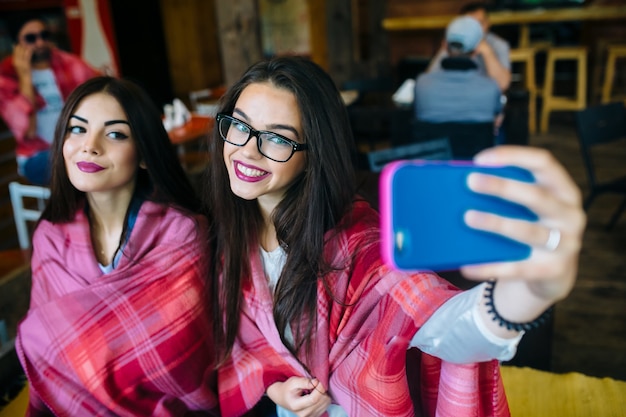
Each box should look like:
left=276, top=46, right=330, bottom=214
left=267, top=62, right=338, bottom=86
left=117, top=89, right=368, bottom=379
left=379, top=160, right=407, bottom=270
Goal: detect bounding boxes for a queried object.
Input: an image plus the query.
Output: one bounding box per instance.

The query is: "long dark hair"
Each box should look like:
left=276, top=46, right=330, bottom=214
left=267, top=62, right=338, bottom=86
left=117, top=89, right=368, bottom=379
left=204, top=56, right=357, bottom=366
left=42, top=76, right=200, bottom=223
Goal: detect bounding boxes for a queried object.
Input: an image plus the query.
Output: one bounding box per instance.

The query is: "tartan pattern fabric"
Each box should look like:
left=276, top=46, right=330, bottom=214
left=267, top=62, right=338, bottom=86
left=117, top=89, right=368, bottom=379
left=0, top=48, right=100, bottom=157
left=218, top=200, right=510, bottom=417
left=16, top=202, right=219, bottom=416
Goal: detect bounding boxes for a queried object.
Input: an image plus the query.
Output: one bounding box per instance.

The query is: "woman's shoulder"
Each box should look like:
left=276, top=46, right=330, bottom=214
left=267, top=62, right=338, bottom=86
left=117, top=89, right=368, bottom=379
left=32, top=212, right=92, bottom=256
left=329, top=198, right=380, bottom=245
left=33, top=218, right=62, bottom=243
left=348, top=198, right=380, bottom=228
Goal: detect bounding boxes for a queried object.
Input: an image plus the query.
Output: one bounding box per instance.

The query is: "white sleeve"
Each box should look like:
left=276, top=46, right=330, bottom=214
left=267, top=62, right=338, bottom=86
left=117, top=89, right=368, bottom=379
left=411, top=282, right=523, bottom=363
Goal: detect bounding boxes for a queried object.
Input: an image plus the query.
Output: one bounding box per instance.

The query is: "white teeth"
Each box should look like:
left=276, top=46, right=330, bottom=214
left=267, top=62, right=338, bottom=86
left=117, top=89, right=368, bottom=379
left=237, top=164, right=265, bottom=177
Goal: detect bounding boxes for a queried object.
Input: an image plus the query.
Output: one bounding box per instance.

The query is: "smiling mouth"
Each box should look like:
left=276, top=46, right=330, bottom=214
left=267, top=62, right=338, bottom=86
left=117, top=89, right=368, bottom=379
left=235, top=161, right=267, bottom=178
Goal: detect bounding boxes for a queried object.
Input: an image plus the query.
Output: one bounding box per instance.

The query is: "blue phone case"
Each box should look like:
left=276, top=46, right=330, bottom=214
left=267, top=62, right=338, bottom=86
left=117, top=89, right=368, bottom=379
left=379, top=160, right=538, bottom=271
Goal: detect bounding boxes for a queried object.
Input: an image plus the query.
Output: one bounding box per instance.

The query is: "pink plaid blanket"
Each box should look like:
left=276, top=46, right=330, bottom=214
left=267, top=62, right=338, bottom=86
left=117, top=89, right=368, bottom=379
left=218, top=200, right=510, bottom=417
left=16, top=201, right=219, bottom=416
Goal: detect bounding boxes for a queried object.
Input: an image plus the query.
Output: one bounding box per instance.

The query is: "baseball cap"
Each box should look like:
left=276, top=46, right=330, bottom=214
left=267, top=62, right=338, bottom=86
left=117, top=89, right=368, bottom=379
left=445, top=16, right=484, bottom=53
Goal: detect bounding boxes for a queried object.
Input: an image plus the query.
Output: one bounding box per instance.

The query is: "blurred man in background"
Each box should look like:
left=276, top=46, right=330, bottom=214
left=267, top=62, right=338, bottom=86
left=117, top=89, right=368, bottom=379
left=428, top=2, right=511, bottom=92
left=416, top=16, right=502, bottom=124
left=0, top=12, right=100, bottom=185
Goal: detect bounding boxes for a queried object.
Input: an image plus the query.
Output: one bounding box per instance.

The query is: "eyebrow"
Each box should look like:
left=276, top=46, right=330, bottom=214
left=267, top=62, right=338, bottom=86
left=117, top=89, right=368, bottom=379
left=70, top=115, right=130, bottom=126
left=233, top=108, right=300, bottom=140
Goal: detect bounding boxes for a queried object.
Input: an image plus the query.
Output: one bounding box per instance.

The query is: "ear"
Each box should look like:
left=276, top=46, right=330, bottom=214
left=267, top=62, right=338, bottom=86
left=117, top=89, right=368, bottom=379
left=139, top=160, right=147, bottom=169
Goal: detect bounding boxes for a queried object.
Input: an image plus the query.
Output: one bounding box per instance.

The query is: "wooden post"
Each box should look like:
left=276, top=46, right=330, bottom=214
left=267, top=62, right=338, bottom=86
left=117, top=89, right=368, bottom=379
left=215, top=0, right=263, bottom=87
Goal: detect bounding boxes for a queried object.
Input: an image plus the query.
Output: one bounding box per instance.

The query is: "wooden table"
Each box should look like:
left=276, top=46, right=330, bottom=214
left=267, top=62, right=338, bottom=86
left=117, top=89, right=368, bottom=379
left=383, top=5, right=626, bottom=47
left=167, top=114, right=214, bottom=174
left=167, top=114, right=215, bottom=147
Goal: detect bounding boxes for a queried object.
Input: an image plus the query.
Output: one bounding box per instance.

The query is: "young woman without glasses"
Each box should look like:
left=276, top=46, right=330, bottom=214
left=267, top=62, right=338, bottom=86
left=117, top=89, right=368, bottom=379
left=17, top=76, right=219, bottom=416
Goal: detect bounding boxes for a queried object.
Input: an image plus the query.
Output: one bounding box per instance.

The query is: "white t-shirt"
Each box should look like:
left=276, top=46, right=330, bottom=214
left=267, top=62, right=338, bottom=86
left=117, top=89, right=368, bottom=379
left=31, top=68, right=64, bottom=144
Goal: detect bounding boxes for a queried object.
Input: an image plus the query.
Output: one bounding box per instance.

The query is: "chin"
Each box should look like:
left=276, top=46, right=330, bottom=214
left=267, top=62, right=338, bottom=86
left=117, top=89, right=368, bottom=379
left=31, top=49, right=51, bottom=63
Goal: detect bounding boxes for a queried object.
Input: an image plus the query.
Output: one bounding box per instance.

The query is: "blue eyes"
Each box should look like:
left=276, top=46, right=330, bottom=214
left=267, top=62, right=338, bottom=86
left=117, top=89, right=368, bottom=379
left=67, top=125, right=129, bottom=140
left=68, top=125, right=85, bottom=134
left=230, top=120, right=292, bottom=148
left=233, top=121, right=249, bottom=134
left=108, top=131, right=129, bottom=140
left=266, top=135, right=291, bottom=146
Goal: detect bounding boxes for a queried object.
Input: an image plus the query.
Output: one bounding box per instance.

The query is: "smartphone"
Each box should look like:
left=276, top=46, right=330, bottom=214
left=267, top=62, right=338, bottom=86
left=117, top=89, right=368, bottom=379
left=379, top=160, right=538, bottom=271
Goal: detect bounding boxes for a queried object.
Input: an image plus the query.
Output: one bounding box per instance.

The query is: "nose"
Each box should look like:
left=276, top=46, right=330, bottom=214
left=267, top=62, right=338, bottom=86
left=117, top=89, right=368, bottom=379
left=240, top=133, right=262, bottom=159
left=81, top=131, right=101, bottom=154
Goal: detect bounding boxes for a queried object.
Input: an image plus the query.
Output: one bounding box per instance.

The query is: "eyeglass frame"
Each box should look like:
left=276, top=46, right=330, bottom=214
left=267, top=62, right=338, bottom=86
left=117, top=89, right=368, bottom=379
left=216, top=113, right=308, bottom=163
left=22, top=30, right=51, bottom=44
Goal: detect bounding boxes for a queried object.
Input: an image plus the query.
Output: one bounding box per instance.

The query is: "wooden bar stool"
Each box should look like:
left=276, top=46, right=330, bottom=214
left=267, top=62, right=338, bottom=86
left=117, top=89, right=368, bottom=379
left=601, top=44, right=626, bottom=104
left=540, top=47, right=587, bottom=133
left=509, top=48, right=538, bottom=135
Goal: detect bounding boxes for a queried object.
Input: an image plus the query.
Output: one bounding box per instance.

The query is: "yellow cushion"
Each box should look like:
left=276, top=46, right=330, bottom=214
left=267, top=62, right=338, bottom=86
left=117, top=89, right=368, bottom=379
left=502, top=366, right=626, bottom=416
left=0, top=384, right=28, bottom=417
left=3, top=369, right=626, bottom=416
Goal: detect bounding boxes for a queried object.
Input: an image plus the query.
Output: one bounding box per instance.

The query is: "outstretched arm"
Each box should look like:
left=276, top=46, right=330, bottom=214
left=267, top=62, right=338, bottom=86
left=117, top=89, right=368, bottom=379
left=461, top=145, right=585, bottom=339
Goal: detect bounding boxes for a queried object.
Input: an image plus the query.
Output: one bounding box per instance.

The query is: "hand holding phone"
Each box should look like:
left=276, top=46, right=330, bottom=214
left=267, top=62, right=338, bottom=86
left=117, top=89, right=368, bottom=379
left=379, top=160, right=538, bottom=271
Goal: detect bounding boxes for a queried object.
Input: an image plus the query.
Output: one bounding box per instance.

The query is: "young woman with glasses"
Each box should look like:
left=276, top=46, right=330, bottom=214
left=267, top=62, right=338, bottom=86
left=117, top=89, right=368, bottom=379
left=204, top=56, right=585, bottom=417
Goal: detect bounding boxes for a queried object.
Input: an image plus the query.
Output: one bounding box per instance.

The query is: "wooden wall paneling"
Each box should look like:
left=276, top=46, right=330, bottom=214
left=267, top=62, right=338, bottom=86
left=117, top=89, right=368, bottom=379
left=349, top=0, right=392, bottom=79
left=386, top=0, right=465, bottom=19
left=387, top=30, right=443, bottom=69
left=325, top=0, right=354, bottom=87
left=307, top=0, right=328, bottom=71
left=159, top=0, right=223, bottom=102
left=214, top=0, right=263, bottom=88
left=384, top=0, right=463, bottom=67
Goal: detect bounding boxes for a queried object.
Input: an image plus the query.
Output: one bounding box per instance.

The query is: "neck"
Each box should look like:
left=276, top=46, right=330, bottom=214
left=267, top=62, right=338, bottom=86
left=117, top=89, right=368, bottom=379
left=257, top=195, right=282, bottom=251
left=87, top=191, right=134, bottom=265
left=31, top=61, right=51, bottom=70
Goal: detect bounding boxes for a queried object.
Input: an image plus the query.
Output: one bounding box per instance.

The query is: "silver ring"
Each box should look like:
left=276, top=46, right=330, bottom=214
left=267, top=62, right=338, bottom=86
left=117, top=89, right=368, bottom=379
left=545, top=228, right=561, bottom=252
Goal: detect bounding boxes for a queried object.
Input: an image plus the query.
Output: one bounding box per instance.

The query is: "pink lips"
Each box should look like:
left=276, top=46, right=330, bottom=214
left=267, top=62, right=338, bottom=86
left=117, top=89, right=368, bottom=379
left=77, top=161, right=104, bottom=173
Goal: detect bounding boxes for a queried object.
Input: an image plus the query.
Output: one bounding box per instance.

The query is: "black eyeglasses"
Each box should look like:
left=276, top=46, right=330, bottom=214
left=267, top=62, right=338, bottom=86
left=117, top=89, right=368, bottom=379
left=23, top=30, right=51, bottom=44
left=216, top=114, right=308, bottom=163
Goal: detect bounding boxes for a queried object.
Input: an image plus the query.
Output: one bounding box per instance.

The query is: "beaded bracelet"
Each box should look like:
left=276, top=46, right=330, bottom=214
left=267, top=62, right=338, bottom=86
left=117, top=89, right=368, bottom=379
left=484, top=280, right=553, bottom=332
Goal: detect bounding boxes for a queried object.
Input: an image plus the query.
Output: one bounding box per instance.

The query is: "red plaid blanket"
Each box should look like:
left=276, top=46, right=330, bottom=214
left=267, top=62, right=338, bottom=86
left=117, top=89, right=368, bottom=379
left=218, top=200, right=509, bottom=417
left=17, top=201, right=219, bottom=416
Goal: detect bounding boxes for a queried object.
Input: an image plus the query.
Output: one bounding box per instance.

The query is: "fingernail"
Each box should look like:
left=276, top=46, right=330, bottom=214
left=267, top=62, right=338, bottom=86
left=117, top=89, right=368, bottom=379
left=474, top=152, right=497, bottom=165
left=466, top=173, right=485, bottom=190
left=464, top=210, right=487, bottom=227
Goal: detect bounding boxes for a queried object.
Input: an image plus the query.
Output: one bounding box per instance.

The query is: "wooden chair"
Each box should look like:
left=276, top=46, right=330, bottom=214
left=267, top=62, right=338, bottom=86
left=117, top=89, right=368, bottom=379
left=509, top=47, right=538, bottom=134
left=574, top=101, right=626, bottom=230
left=601, top=44, right=626, bottom=104
left=540, top=47, right=588, bottom=133
left=8, top=182, right=50, bottom=250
